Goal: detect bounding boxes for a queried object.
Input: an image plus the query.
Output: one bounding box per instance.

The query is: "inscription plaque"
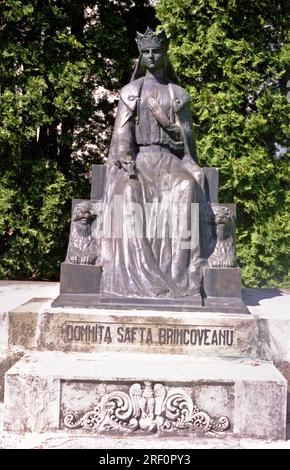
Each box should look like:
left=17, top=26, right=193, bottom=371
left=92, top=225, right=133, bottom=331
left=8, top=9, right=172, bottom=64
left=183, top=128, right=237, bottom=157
left=9, top=299, right=257, bottom=357
left=62, top=322, right=235, bottom=348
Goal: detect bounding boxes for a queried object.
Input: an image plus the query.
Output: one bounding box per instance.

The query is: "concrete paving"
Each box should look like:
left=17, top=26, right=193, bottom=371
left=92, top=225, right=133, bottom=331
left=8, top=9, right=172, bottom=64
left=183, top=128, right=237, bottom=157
left=0, top=280, right=59, bottom=314
left=0, top=280, right=290, bottom=449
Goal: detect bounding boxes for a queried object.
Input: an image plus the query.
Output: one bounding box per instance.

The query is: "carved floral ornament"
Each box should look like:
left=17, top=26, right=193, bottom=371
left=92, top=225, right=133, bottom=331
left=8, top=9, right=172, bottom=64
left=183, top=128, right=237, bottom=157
left=63, top=381, right=230, bottom=434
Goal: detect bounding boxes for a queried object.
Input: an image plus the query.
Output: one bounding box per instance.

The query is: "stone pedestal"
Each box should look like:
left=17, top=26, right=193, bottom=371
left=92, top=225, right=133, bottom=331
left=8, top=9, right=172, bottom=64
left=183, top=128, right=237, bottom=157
left=59, top=263, right=102, bottom=295
left=1, top=284, right=289, bottom=445
left=203, top=267, right=242, bottom=298
left=8, top=299, right=256, bottom=357
left=3, top=296, right=288, bottom=441
left=4, top=351, right=287, bottom=440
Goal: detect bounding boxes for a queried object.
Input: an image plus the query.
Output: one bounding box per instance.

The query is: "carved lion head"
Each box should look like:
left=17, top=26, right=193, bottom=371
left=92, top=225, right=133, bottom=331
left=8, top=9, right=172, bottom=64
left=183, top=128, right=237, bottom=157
left=212, top=206, right=234, bottom=226
left=73, top=202, right=95, bottom=225
left=211, top=205, right=236, bottom=240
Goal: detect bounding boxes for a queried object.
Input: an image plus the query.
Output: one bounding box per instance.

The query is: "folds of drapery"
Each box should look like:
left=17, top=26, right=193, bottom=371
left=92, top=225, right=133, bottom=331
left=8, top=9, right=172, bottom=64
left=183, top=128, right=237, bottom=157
left=99, top=79, right=213, bottom=298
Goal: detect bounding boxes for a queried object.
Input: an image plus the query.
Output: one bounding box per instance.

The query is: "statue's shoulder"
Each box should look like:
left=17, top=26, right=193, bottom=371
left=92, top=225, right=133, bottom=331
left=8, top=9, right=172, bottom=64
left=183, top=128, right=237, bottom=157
left=120, top=77, right=144, bottom=95
left=119, top=78, right=144, bottom=111
left=169, top=83, right=191, bottom=110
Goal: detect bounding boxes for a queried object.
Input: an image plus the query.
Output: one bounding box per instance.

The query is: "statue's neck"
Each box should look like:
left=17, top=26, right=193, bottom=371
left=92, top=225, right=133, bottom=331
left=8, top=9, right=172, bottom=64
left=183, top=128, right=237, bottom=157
left=145, top=70, right=167, bottom=83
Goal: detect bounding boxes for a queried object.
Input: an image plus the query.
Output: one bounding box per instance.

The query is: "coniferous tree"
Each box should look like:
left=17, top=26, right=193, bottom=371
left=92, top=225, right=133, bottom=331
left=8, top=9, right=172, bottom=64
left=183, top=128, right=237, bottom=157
left=0, top=0, right=155, bottom=279
left=157, top=0, right=290, bottom=287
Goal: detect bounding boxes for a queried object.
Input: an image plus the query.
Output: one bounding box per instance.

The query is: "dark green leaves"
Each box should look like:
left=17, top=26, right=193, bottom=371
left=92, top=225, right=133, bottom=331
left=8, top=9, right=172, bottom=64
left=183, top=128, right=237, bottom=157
left=157, top=0, right=290, bottom=287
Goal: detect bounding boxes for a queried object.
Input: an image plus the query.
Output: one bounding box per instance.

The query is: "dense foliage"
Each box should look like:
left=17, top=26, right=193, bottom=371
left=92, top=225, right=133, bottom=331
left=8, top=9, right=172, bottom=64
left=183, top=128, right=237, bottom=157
left=0, top=0, right=155, bottom=279
left=157, top=0, right=290, bottom=287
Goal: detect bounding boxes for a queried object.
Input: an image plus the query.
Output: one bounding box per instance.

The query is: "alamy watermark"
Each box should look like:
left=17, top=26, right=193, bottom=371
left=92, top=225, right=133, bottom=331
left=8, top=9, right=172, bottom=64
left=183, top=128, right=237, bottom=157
left=91, top=197, right=200, bottom=250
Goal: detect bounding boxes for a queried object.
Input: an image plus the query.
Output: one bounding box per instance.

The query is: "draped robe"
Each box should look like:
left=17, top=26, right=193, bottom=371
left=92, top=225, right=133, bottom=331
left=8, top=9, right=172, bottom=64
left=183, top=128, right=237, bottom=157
left=101, top=76, right=209, bottom=298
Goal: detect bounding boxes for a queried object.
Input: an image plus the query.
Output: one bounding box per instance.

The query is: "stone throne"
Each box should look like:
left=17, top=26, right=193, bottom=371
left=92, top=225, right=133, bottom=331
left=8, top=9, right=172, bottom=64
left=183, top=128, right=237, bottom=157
left=52, top=164, right=246, bottom=313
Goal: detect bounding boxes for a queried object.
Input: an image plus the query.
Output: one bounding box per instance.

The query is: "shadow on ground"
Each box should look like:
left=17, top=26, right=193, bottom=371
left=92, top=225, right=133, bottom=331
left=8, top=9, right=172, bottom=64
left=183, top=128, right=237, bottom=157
left=242, top=288, right=284, bottom=306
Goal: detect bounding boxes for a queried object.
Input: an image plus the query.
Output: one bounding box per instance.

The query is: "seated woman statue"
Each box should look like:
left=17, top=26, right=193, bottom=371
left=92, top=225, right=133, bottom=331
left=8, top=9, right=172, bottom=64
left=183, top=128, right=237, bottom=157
left=101, top=27, right=210, bottom=299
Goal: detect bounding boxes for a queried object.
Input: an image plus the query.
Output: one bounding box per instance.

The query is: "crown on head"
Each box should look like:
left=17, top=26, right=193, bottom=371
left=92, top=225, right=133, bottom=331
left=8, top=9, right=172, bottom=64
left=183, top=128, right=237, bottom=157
left=136, top=27, right=169, bottom=53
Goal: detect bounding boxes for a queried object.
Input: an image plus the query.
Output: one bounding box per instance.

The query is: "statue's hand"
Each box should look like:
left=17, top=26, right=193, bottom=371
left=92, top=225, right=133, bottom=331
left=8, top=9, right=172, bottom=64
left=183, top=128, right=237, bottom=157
left=148, top=97, right=170, bottom=127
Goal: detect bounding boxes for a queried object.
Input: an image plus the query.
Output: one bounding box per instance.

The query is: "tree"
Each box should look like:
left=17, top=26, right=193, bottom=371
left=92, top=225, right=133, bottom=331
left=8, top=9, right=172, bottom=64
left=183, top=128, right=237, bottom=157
left=0, top=0, right=155, bottom=279
left=156, top=0, right=290, bottom=287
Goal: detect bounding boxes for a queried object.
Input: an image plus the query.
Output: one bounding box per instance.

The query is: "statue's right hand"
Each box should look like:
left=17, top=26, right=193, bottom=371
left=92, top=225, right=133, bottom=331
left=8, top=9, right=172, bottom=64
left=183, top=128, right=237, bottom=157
left=148, top=97, right=170, bottom=127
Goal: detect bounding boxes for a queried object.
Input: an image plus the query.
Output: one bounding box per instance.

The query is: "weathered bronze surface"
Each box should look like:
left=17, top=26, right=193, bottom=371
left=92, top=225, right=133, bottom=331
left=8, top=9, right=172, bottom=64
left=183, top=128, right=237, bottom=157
left=101, top=27, right=213, bottom=299
left=54, top=28, right=244, bottom=311
left=66, top=201, right=100, bottom=266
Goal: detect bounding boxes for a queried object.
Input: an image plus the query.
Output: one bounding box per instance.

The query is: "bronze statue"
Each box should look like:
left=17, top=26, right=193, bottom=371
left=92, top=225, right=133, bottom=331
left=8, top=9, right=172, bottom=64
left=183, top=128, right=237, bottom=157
left=54, top=27, right=244, bottom=311
left=101, top=28, right=211, bottom=298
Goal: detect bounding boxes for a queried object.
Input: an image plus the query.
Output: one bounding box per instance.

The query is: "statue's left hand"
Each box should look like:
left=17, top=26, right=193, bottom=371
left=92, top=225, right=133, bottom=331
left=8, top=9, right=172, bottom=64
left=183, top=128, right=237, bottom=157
left=148, top=97, right=170, bottom=127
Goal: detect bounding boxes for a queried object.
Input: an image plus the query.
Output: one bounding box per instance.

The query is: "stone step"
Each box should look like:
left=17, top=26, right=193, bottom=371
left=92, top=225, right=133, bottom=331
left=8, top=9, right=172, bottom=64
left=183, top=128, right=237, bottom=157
left=0, top=352, right=23, bottom=401
left=8, top=298, right=257, bottom=358
left=4, top=351, right=287, bottom=440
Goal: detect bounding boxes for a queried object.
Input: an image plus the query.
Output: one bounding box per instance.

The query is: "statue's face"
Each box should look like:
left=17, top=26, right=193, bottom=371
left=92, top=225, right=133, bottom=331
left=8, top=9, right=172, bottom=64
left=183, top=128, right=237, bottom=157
left=141, top=47, right=165, bottom=72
